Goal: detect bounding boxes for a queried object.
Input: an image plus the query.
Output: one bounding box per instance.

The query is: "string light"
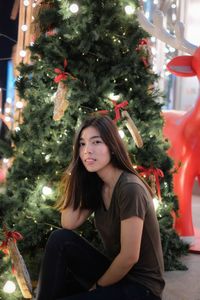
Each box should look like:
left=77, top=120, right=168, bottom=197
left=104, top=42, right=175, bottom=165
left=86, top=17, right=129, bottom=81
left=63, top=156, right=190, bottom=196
left=16, top=101, right=24, bottom=109
left=42, top=186, right=53, bottom=196
left=23, top=0, right=29, bottom=6
left=3, top=281, right=16, bottom=294
left=124, top=5, right=135, bottom=15
left=108, top=93, right=120, bottom=101
left=118, top=129, right=125, bottom=138
left=21, top=24, right=28, bottom=32
left=69, top=3, right=79, bottom=13
left=19, top=50, right=26, bottom=57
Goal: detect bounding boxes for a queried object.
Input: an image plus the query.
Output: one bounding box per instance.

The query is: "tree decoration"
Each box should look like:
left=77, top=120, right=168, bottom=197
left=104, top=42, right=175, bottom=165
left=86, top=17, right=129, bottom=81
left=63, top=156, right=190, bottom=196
left=137, top=166, right=164, bottom=201
left=52, top=59, right=76, bottom=121
left=52, top=81, right=69, bottom=121
left=0, top=226, right=32, bottom=299
left=136, top=38, right=151, bottom=67
left=121, top=110, right=143, bottom=148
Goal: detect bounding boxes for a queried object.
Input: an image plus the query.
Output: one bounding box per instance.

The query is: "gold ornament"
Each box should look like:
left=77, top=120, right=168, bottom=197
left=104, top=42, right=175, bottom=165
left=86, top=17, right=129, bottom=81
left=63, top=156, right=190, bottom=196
left=7, top=239, right=32, bottom=298
left=121, top=110, right=143, bottom=148
left=52, top=81, right=69, bottom=121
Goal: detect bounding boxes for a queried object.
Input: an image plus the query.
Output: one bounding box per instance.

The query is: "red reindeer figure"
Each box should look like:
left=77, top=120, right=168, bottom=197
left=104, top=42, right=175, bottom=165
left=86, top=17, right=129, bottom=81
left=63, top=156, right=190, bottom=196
left=137, top=9, right=200, bottom=249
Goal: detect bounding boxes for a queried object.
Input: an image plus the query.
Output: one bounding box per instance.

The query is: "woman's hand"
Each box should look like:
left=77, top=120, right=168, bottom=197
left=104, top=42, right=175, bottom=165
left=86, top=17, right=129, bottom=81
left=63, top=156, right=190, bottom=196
left=89, top=283, right=96, bottom=291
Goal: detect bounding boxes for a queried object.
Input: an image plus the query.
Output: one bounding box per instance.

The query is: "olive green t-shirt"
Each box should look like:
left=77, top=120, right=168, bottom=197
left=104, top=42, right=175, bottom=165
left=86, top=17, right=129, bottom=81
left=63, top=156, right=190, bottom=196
left=95, top=171, right=165, bottom=297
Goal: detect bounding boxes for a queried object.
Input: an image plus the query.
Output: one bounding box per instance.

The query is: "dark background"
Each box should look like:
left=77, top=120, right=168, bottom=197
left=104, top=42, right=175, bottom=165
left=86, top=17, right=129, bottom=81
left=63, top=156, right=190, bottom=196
left=0, top=0, right=18, bottom=109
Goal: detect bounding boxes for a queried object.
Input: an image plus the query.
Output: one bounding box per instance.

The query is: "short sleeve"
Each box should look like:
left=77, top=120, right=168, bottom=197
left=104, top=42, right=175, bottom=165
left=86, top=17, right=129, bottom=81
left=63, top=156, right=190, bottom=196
left=118, top=183, right=148, bottom=221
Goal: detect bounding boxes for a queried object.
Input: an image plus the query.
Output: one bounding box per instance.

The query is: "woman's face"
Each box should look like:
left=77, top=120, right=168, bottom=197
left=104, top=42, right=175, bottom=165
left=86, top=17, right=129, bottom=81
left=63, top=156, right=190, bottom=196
left=79, top=126, right=111, bottom=174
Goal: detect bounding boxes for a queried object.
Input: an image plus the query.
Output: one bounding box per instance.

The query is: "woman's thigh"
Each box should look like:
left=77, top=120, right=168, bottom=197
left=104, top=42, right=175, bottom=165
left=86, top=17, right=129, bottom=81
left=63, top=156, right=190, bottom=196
left=48, top=229, right=111, bottom=288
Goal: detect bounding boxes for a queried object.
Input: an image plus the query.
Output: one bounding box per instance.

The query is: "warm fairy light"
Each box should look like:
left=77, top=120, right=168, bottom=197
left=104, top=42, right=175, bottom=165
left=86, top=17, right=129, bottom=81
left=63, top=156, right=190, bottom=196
left=3, top=158, right=9, bottom=164
left=5, top=116, right=11, bottom=122
left=42, top=186, right=53, bottom=196
left=23, top=0, right=30, bottom=6
left=3, top=281, right=16, bottom=294
left=5, top=107, right=11, bottom=113
left=45, top=154, right=51, bottom=162
left=118, top=129, right=125, bottom=138
left=108, top=92, right=120, bottom=101
left=19, top=50, right=26, bottom=57
left=150, top=37, right=156, bottom=43
left=124, top=5, right=135, bottom=15
left=69, top=3, right=79, bottom=13
left=15, top=126, right=21, bottom=132
left=153, top=197, right=159, bottom=211
left=21, top=24, right=28, bottom=31
left=16, top=101, right=24, bottom=109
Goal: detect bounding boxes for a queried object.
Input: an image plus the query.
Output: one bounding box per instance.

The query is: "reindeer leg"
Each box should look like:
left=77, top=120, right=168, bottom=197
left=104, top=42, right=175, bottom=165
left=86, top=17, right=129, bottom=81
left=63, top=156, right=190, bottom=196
left=173, top=166, right=195, bottom=238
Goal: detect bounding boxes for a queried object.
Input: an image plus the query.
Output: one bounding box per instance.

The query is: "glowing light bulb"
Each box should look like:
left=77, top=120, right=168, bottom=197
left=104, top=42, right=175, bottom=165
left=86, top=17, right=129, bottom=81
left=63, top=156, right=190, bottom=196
left=19, top=50, right=26, bottom=57
left=125, top=5, right=135, bottom=15
left=108, top=93, right=120, bottom=101
left=3, top=158, right=9, bottom=164
left=118, top=130, right=125, bottom=138
left=16, top=101, right=24, bottom=109
left=5, top=107, right=11, bottom=113
left=3, top=281, right=16, bottom=294
left=5, top=116, right=11, bottom=122
left=23, top=0, right=29, bottom=6
left=21, top=24, right=28, bottom=31
left=15, top=126, right=21, bottom=132
left=69, top=3, right=79, bottom=13
left=42, top=186, right=53, bottom=196
left=153, top=197, right=159, bottom=211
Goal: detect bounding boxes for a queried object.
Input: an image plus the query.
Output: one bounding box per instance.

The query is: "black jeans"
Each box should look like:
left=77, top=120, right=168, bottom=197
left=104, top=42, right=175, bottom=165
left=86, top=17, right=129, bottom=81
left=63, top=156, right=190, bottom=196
left=36, top=229, right=161, bottom=300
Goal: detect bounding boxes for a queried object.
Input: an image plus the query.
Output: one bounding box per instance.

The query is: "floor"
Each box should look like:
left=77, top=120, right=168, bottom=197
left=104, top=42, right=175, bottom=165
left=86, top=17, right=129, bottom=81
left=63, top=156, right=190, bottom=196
left=163, top=194, right=200, bottom=300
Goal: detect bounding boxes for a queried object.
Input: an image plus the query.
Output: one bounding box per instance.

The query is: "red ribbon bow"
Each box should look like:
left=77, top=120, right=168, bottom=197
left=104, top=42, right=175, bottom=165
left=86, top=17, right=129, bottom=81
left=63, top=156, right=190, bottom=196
left=137, top=166, right=164, bottom=200
left=54, top=59, right=76, bottom=83
left=97, top=100, right=128, bottom=122
left=0, top=230, right=23, bottom=255
left=110, top=100, right=129, bottom=122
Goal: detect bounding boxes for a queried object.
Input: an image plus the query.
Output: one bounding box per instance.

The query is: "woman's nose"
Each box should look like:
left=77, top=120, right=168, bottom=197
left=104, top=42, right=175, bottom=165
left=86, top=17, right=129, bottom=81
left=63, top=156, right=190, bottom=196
left=84, top=144, right=93, bottom=154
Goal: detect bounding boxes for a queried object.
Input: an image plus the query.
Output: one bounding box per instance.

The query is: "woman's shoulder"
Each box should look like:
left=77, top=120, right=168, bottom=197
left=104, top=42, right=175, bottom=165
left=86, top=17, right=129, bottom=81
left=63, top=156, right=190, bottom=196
left=120, top=171, right=143, bottom=185
left=119, top=171, right=151, bottom=196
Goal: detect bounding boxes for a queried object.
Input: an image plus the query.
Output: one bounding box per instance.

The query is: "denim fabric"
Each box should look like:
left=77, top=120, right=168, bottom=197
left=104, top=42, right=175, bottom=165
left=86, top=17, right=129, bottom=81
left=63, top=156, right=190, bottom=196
left=36, top=229, right=160, bottom=300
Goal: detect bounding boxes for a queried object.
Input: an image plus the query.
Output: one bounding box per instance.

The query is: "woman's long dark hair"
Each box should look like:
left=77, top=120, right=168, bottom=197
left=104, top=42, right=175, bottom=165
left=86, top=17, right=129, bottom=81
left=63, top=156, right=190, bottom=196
left=56, top=115, right=153, bottom=211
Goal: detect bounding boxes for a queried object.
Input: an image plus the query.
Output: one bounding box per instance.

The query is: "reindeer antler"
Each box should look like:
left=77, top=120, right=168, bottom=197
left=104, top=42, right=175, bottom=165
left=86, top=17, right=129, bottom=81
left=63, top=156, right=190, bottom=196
left=137, top=9, right=197, bottom=55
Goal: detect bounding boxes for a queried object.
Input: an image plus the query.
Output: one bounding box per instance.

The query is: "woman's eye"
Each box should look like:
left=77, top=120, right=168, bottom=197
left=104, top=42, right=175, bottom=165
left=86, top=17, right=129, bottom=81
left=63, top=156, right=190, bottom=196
left=93, top=140, right=102, bottom=144
left=79, top=142, right=85, bottom=147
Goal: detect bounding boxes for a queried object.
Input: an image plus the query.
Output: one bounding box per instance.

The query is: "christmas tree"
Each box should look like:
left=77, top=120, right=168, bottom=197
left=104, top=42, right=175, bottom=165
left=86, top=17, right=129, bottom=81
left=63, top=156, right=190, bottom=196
left=0, top=0, right=188, bottom=298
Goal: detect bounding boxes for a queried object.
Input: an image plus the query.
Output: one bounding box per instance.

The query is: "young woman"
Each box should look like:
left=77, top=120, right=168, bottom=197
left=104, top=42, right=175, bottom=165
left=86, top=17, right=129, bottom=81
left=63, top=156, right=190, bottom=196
left=36, top=115, right=165, bottom=300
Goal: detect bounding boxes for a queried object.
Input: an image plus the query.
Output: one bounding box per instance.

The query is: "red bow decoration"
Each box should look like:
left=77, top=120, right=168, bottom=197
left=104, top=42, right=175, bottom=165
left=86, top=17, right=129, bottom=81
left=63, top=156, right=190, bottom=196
left=54, top=59, right=76, bottom=83
left=137, top=166, right=164, bottom=200
left=110, top=100, right=129, bottom=122
left=0, top=229, right=23, bottom=255
left=97, top=100, right=128, bottom=122
left=136, top=38, right=149, bottom=67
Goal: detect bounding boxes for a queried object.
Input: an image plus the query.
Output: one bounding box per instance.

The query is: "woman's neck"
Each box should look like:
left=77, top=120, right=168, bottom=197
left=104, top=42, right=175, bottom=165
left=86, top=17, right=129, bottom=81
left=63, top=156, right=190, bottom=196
left=97, top=166, right=123, bottom=189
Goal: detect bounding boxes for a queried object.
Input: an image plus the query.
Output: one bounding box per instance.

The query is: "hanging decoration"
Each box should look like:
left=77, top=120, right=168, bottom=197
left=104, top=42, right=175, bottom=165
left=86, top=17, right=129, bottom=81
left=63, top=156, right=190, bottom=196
left=52, top=59, right=76, bottom=121
left=137, top=166, right=164, bottom=200
left=0, top=225, right=32, bottom=299
left=121, top=110, right=143, bottom=148
left=136, top=38, right=151, bottom=67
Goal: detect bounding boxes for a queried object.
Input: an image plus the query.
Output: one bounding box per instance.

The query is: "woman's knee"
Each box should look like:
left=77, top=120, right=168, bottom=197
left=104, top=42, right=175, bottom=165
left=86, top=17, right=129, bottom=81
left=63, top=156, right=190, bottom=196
left=46, top=228, right=76, bottom=248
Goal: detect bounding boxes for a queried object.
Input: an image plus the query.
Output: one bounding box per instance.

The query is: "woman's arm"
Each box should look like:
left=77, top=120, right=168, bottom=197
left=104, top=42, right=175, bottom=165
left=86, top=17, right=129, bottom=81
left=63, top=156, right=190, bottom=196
left=61, top=206, right=92, bottom=230
left=95, top=216, right=143, bottom=287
